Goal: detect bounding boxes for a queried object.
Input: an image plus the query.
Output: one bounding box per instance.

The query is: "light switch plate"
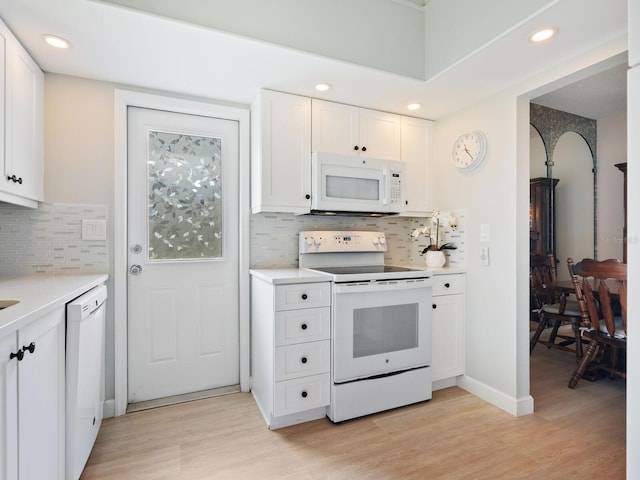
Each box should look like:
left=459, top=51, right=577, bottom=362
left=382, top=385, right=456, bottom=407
left=82, top=219, right=107, bottom=241
left=480, top=224, right=491, bottom=242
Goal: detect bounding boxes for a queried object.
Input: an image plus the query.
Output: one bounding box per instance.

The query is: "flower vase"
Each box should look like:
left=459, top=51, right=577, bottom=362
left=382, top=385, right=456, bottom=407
left=425, top=250, right=446, bottom=268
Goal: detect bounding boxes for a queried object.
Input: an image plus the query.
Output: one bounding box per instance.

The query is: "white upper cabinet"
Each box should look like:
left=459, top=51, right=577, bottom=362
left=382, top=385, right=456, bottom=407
left=311, top=99, right=401, bottom=160
left=400, top=116, right=434, bottom=216
left=251, top=91, right=433, bottom=215
left=0, top=18, right=44, bottom=208
left=251, top=90, right=312, bottom=214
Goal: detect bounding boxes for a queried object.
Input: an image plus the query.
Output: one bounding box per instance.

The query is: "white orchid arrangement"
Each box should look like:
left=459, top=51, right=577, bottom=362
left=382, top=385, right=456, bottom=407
left=411, top=210, right=458, bottom=254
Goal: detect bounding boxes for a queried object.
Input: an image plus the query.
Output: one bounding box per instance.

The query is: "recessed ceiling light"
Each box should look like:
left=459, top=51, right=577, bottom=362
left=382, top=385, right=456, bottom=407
left=43, top=34, right=71, bottom=49
left=529, top=27, right=557, bottom=43
left=315, top=83, right=331, bottom=92
left=407, top=103, right=422, bottom=110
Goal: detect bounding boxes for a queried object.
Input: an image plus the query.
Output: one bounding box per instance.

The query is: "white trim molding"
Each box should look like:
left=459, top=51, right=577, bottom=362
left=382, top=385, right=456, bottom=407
left=113, top=90, right=251, bottom=416
left=457, top=375, right=534, bottom=417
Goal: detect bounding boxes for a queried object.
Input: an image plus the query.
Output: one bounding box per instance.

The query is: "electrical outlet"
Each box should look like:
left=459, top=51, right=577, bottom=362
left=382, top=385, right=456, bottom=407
left=480, top=246, right=490, bottom=266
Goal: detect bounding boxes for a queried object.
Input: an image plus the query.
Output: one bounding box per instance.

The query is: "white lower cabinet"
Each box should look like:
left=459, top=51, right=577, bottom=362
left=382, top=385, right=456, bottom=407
left=0, top=307, right=65, bottom=480
left=431, top=274, right=465, bottom=386
left=251, top=276, right=331, bottom=429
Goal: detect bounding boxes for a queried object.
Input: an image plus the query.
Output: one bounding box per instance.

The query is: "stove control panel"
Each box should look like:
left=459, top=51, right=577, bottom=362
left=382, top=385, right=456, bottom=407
left=299, top=231, right=387, bottom=254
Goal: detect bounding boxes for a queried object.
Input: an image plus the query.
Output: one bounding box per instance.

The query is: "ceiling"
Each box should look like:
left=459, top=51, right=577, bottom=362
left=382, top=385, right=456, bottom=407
left=533, top=62, right=627, bottom=119
left=0, top=0, right=628, bottom=120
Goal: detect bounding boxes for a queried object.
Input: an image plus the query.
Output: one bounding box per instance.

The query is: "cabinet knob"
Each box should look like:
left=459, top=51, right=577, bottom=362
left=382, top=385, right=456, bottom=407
left=301, top=293, right=308, bottom=300
left=432, top=304, right=437, bottom=309
left=301, top=390, right=308, bottom=398
left=301, top=356, right=308, bottom=364
left=23, top=342, right=36, bottom=355
left=7, top=175, right=23, bottom=184
left=444, top=283, right=450, bottom=288
left=305, top=194, right=311, bottom=200
left=9, top=349, right=24, bottom=361
left=361, top=146, right=367, bottom=152
left=353, top=146, right=359, bottom=151
left=301, top=323, right=308, bottom=330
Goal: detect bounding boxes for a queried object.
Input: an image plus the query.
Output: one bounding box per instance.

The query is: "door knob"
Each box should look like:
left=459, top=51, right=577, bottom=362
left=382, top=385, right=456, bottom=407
left=129, top=264, right=143, bottom=275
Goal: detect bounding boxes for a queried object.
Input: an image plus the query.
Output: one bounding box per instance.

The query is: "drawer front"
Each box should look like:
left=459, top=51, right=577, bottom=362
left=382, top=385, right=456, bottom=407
left=432, top=274, right=464, bottom=296
left=274, top=340, right=330, bottom=381
left=275, top=282, right=331, bottom=311
left=274, top=373, right=330, bottom=417
left=275, top=307, right=330, bottom=346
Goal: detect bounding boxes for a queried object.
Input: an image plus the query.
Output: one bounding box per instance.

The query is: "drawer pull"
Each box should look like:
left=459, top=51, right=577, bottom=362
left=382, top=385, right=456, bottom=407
left=444, top=283, right=450, bottom=288
left=432, top=304, right=437, bottom=309
left=300, top=323, right=308, bottom=330
left=9, top=349, right=24, bottom=361
left=301, top=293, right=308, bottom=300
left=7, top=174, right=23, bottom=184
left=301, top=356, right=308, bottom=364
left=301, top=390, right=308, bottom=398
left=23, top=342, right=36, bottom=355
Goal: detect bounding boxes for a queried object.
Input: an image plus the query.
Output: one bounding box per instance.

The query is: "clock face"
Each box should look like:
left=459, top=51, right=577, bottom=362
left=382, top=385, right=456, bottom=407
left=452, top=130, right=487, bottom=171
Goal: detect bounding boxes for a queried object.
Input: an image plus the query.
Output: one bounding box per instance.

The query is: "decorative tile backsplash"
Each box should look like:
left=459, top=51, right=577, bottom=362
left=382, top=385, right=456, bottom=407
left=0, top=203, right=466, bottom=276
left=250, top=210, right=466, bottom=269
left=0, top=203, right=109, bottom=277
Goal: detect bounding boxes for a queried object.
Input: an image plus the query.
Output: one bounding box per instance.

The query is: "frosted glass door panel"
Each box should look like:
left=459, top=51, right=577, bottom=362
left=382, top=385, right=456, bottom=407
left=147, top=131, right=222, bottom=261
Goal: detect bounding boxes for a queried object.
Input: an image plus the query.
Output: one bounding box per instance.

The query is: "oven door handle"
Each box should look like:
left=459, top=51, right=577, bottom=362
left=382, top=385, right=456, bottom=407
left=334, top=280, right=432, bottom=294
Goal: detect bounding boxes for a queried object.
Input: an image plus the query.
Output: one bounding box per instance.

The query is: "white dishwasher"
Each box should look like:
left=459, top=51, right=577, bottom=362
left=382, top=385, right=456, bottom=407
left=66, top=284, right=107, bottom=480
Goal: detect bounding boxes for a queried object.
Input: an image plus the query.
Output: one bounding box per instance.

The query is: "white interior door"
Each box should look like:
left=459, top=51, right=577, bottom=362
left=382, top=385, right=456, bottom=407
left=127, top=106, right=239, bottom=403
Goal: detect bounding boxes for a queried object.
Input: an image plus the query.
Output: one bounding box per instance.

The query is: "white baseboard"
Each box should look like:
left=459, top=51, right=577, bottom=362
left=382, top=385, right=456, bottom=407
left=457, top=375, right=534, bottom=416
left=103, top=398, right=115, bottom=418
left=432, top=377, right=457, bottom=391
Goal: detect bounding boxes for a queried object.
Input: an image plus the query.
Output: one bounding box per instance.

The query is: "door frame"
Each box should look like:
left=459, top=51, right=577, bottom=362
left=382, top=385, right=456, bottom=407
left=113, top=90, right=250, bottom=416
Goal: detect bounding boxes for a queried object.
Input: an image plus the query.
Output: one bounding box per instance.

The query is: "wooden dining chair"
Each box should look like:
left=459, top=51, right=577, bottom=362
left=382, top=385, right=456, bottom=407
left=566, top=257, right=627, bottom=389
left=529, top=253, right=583, bottom=357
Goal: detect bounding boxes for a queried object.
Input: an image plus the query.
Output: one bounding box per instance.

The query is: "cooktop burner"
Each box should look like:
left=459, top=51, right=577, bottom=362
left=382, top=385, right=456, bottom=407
left=310, top=265, right=422, bottom=275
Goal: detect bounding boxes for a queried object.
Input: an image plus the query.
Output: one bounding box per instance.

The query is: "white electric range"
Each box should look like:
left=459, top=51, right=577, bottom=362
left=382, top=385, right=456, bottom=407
left=299, top=231, right=434, bottom=422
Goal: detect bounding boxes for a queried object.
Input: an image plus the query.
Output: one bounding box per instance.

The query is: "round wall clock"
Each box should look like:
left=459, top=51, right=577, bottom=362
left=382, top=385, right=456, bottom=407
left=452, top=130, right=487, bottom=171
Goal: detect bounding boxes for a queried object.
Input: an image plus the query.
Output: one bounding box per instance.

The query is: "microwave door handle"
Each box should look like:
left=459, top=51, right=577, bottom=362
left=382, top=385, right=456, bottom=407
left=382, top=169, right=389, bottom=205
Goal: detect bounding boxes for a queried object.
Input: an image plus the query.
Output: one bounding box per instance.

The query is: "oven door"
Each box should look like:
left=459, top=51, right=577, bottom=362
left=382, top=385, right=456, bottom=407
left=332, top=278, right=432, bottom=383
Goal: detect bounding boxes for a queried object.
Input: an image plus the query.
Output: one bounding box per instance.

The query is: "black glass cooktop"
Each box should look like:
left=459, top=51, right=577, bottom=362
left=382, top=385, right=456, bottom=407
left=311, top=265, right=421, bottom=275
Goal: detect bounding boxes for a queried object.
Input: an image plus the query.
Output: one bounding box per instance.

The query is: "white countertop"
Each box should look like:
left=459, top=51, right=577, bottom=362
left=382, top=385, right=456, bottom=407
left=0, top=273, right=109, bottom=336
left=250, top=266, right=465, bottom=284
left=250, top=268, right=331, bottom=285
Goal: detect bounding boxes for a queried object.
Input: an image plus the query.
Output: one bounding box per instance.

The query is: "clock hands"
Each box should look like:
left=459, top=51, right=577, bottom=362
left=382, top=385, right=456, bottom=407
left=464, top=144, right=474, bottom=159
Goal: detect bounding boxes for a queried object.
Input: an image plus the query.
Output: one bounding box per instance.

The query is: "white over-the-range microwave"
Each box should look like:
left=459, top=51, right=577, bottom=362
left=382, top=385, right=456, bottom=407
left=310, top=151, right=406, bottom=216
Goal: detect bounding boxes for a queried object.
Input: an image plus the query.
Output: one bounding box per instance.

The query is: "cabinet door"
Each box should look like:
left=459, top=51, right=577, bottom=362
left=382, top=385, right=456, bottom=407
left=17, top=308, right=65, bottom=480
left=3, top=27, right=44, bottom=203
left=358, top=108, right=401, bottom=160
left=0, top=333, right=18, bottom=480
left=400, top=116, right=434, bottom=216
left=311, top=99, right=359, bottom=156
left=431, top=294, right=465, bottom=382
left=252, top=90, right=311, bottom=214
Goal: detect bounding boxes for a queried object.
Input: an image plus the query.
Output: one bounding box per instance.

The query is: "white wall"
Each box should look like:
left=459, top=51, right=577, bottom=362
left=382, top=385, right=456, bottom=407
left=530, top=126, right=547, bottom=178
left=597, top=111, right=627, bottom=261
left=44, top=74, right=118, bottom=401
left=434, top=91, right=530, bottom=413
left=553, top=132, right=594, bottom=280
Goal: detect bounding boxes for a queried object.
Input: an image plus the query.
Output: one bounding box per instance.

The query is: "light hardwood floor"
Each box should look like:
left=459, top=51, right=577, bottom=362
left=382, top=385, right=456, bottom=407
left=81, top=346, right=626, bottom=479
